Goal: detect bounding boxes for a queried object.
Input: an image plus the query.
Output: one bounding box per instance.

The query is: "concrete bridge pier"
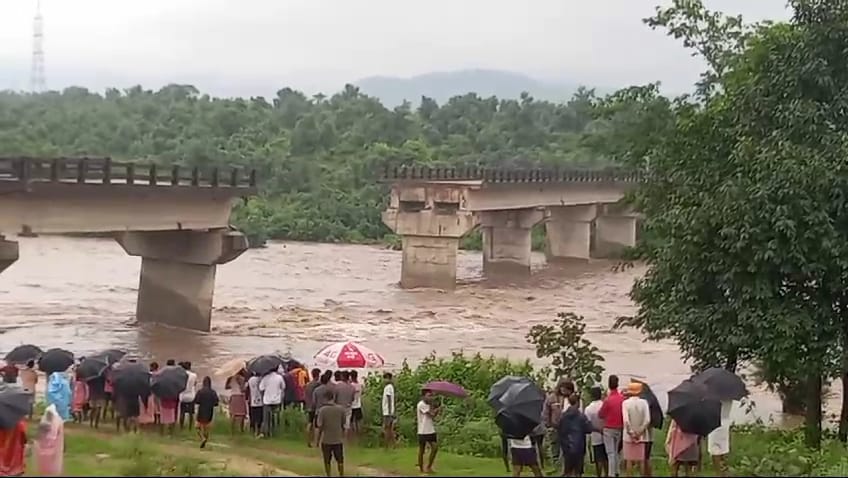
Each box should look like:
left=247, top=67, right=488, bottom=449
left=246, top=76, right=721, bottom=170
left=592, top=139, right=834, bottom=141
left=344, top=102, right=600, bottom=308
left=593, top=204, right=638, bottom=258
left=382, top=184, right=477, bottom=289
left=544, top=205, right=597, bottom=261
left=0, top=235, right=19, bottom=274
left=116, top=229, right=249, bottom=331
left=480, top=208, right=544, bottom=276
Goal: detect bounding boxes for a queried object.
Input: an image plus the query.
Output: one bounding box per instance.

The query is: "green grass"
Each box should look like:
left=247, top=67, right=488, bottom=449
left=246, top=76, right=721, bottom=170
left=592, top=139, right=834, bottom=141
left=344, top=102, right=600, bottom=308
left=24, top=409, right=848, bottom=476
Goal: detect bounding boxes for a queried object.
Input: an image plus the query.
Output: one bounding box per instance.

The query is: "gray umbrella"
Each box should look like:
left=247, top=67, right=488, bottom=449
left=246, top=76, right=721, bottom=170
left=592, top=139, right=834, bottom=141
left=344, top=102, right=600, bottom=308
left=692, top=368, right=748, bottom=401
left=487, top=376, right=532, bottom=411
left=0, top=388, right=31, bottom=429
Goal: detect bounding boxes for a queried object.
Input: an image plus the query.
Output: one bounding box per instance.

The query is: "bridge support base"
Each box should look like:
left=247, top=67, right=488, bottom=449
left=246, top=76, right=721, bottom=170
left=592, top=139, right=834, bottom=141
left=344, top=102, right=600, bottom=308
left=593, top=206, right=638, bottom=258
left=545, top=205, right=597, bottom=261
left=480, top=209, right=544, bottom=276
left=0, top=236, right=19, bottom=274
left=116, top=229, right=249, bottom=331
left=400, top=236, right=461, bottom=289
left=382, top=183, right=478, bottom=289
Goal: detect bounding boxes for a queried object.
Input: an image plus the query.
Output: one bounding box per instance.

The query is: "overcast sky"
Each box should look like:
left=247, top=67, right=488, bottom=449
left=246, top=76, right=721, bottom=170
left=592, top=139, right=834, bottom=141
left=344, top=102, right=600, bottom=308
left=0, top=0, right=791, bottom=97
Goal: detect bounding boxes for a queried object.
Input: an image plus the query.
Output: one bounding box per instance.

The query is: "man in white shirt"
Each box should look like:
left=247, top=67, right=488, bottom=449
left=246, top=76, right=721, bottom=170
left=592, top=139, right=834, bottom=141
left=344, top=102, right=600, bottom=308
left=583, top=386, right=608, bottom=478
left=247, top=373, right=264, bottom=437
left=381, top=372, right=396, bottom=448
left=416, top=389, right=440, bottom=474
left=708, top=400, right=733, bottom=477
left=178, top=361, right=198, bottom=430
left=259, top=370, right=285, bottom=437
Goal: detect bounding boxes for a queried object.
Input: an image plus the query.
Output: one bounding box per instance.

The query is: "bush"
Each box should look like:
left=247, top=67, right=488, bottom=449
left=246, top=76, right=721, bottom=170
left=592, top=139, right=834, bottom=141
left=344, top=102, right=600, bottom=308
left=360, top=351, right=544, bottom=457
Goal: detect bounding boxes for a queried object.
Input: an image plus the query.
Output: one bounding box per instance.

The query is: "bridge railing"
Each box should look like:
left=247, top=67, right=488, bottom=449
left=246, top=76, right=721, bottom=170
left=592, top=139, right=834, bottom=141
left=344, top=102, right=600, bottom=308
left=380, top=165, right=642, bottom=183
left=0, top=157, right=257, bottom=188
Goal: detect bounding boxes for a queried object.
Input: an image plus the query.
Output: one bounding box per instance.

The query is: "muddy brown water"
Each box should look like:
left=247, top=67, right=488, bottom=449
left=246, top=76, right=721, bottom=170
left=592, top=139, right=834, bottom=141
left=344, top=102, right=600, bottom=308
left=0, top=236, right=829, bottom=425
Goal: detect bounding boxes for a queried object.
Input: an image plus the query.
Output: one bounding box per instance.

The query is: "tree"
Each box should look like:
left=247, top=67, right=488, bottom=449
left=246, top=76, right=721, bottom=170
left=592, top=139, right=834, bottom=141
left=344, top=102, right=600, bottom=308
left=617, top=0, right=848, bottom=448
left=526, top=312, right=605, bottom=390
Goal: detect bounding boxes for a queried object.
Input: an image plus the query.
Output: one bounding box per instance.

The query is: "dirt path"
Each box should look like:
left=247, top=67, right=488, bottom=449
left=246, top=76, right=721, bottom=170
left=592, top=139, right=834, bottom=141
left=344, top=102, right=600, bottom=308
left=66, top=426, right=393, bottom=476
left=67, top=427, right=300, bottom=476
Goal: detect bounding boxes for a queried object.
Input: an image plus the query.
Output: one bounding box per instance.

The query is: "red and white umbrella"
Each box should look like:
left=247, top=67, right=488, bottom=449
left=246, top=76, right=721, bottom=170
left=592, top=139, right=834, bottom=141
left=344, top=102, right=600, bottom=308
left=313, top=341, right=385, bottom=369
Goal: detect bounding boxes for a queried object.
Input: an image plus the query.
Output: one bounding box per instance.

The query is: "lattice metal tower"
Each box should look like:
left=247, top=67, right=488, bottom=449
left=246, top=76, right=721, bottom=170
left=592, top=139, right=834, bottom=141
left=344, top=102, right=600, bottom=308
left=30, top=0, right=46, bottom=93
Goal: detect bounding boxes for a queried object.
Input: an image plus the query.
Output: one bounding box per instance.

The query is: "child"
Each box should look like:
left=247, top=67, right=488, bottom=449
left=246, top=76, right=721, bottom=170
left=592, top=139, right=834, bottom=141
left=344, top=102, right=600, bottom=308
left=194, top=376, right=219, bottom=448
left=71, top=372, right=89, bottom=424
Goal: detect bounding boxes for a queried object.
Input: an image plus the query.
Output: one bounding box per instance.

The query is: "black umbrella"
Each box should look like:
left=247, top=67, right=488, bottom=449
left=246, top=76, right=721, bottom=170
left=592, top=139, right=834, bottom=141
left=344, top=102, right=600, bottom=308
left=488, top=376, right=532, bottom=410
left=4, top=344, right=42, bottom=365
left=38, top=348, right=74, bottom=374
left=495, top=409, right=540, bottom=439
left=0, top=388, right=31, bottom=429
left=98, top=349, right=127, bottom=365
left=247, top=354, right=284, bottom=376
left=668, top=379, right=722, bottom=436
left=151, top=366, right=188, bottom=399
left=631, top=379, right=664, bottom=430
left=692, top=368, right=748, bottom=401
left=76, top=355, right=112, bottom=382
left=111, top=362, right=150, bottom=397
left=491, top=381, right=545, bottom=437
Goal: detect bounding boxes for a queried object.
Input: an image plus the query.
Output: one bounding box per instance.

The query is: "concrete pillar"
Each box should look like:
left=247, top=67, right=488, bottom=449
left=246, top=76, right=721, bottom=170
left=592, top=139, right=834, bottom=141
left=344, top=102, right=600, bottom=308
left=594, top=205, right=638, bottom=258
left=480, top=208, right=544, bottom=276
left=0, top=235, right=19, bottom=274
left=544, top=205, right=597, bottom=261
left=115, top=229, right=249, bottom=331
left=382, top=184, right=477, bottom=289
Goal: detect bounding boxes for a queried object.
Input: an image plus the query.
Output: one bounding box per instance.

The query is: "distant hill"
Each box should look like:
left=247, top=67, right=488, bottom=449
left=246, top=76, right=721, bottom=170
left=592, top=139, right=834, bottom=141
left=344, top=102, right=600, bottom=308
left=355, top=69, right=590, bottom=107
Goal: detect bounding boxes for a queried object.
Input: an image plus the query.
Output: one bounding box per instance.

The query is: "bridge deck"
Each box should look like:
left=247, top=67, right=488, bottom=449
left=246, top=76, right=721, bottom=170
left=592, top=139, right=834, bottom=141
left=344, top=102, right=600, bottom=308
left=0, top=157, right=257, bottom=196
left=380, top=165, right=642, bottom=184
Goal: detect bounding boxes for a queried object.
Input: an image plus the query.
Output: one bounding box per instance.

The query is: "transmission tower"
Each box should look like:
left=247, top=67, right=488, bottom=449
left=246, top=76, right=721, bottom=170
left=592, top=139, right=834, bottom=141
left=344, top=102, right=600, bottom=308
left=30, top=0, right=46, bottom=93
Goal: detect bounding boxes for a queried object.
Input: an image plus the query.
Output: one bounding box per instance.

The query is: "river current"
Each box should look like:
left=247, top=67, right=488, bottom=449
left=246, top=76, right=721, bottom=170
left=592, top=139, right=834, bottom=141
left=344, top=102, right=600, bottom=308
left=0, top=236, right=829, bottom=424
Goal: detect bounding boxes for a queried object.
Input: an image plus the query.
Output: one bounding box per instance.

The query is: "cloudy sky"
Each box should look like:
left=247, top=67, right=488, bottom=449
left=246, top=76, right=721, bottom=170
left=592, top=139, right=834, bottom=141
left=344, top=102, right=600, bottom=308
left=0, top=0, right=791, bottom=97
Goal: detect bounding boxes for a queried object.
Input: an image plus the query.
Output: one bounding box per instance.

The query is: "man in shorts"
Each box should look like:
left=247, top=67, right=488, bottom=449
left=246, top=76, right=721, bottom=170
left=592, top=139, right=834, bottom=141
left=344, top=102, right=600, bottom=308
left=316, top=389, right=345, bottom=477
left=381, top=372, right=396, bottom=448
left=708, top=400, right=732, bottom=477
left=416, top=389, right=440, bottom=474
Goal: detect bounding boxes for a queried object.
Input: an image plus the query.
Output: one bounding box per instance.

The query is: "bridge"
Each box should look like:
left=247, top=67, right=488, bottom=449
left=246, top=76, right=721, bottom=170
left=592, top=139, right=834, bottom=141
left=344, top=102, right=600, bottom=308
left=381, top=166, right=641, bottom=288
left=0, top=157, right=257, bottom=331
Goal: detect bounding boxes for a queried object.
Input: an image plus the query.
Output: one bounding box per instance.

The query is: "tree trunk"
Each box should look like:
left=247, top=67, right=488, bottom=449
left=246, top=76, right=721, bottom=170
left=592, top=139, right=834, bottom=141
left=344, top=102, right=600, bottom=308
left=804, top=374, right=823, bottom=449
left=723, top=350, right=738, bottom=373
left=780, top=383, right=807, bottom=415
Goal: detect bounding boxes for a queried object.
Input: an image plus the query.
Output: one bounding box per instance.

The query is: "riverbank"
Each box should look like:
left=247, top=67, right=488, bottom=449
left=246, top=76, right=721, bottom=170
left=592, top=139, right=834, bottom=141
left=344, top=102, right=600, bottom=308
left=33, top=419, right=848, bottom=476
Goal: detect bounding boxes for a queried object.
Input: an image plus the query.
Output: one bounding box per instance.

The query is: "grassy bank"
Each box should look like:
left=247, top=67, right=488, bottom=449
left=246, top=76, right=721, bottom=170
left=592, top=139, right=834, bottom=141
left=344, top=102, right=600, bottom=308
left=24, top=417, right=848, bottom=476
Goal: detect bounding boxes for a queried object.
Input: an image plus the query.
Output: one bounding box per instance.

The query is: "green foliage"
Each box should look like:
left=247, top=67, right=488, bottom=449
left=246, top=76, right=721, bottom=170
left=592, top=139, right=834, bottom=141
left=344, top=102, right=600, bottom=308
left=0, top=85, right=620, bottom=245
left=615, top=0, right=848, bottom=448
left=360, top=351, right=542, bottom=457
left=526, top=312, right=605, bottom=389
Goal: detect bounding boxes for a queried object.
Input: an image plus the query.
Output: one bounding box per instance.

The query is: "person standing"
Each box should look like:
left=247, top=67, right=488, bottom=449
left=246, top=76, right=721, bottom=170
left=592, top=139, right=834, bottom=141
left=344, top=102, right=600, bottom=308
left=381, top=373, right=396, bottom=448
left=507, top=434, right=543, bottom=477
left=305, top=368, right=322, bottom=446
left=159, top=359, right=179, bottom=436
left=178, top=362, right=198, bottom=430
left=87, top=376, right=106, bottom=429
left=246, top=372, right=264, bottom=437
left=621, top=382, right=651, bottom=476
left=46, top=372, right=71, bottom=422
left=665, top=419, right=699, bottom=477
left=333, top=371, right=355, bottom=439
left=584, top=386, right=608, bottom=477
left=543, top=379, right=573, bottom=474
left=599, top=375, right=625, bottom=477
left=707, top=400, right=732, bottom=477
left=71, top=371, right=88, bottom=423
left=558, top=393, right=594, bottom=477
left=416, top=389, right=440, bottom=474
left=34, top=405, right=64, bottom=476
left=349, top=370, right=363, bottom=436
left=226, top=374, right=247, bottom=434
left=316, top=389, right=346, bottom=477
left=0, top=418, right=27, bottom=476
left=259, top=369, right=284, bottom=437
left=20, top=360, right=37, bottom=419
left=194, top=376, right=219, bottom=449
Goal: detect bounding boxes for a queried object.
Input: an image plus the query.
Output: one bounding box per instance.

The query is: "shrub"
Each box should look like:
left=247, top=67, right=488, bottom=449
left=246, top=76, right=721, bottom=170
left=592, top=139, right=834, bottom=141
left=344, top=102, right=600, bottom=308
left=360, top=351, right=543, bottom=457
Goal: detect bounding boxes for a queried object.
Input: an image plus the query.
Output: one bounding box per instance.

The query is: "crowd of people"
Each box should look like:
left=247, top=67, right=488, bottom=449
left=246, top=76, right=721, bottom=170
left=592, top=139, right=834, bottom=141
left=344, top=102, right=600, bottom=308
left=505, top=374, right=732, bottom=478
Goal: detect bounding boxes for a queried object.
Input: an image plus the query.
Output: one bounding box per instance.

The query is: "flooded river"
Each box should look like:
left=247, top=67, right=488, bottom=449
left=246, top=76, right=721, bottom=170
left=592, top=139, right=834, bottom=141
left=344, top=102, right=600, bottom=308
left=0, top=236, right=828, bottom=423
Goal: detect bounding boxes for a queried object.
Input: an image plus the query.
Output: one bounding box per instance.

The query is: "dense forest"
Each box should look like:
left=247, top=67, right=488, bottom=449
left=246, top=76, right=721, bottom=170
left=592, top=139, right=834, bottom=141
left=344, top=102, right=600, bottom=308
left=0, top=83, right=658, bottom=245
